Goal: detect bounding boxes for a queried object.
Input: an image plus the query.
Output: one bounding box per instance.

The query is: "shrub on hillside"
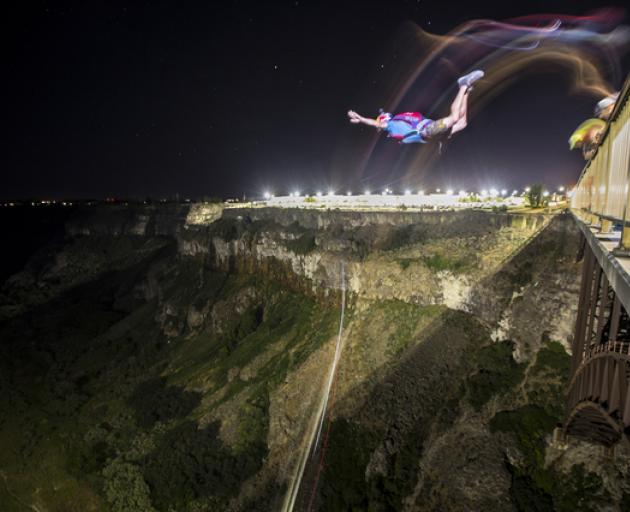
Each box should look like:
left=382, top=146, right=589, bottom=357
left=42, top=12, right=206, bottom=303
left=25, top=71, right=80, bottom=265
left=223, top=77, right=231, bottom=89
left=129, top=377, right=202, bottom=429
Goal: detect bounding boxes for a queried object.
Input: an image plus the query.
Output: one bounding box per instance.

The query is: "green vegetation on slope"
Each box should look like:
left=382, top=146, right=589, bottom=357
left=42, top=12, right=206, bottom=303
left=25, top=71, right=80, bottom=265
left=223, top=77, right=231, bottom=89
left=319, top=418, right=428, bottom=512
left=422, top=252, right=477, bottom=273
left=319, top=419, right=378, bottom=510
left=490, top=341, right=610, bottom=511
left=397, top=252, right=477, bottom=273
left=466, top=340, right=526, bottom=411
left=525, top=339, right=570, bottom=415
left=140, top=420, right=266, bottom=511
left=375, top=300, right=445, bottom=356
left=171, top=283, right=339, bottom=405
left=129, top=377, right=202, bottom=429
left=319, top=309, right=491, bottom=512
left=0, top=237, right=339, bottom=511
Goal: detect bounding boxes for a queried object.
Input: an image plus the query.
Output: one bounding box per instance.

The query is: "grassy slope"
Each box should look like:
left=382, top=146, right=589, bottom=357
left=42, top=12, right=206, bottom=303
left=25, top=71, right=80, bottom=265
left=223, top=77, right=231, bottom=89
left=0, top=241, right=338, bottom=511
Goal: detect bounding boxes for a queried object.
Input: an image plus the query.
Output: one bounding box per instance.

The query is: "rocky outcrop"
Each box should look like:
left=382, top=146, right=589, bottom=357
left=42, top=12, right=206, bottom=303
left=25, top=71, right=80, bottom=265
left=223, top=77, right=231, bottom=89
left=65, top=203, right=191, bottom=237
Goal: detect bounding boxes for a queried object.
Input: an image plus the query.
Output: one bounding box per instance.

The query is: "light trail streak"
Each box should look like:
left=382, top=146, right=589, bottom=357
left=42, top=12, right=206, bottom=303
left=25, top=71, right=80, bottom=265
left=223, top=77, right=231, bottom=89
left=282, top=263, right=347, bottom=512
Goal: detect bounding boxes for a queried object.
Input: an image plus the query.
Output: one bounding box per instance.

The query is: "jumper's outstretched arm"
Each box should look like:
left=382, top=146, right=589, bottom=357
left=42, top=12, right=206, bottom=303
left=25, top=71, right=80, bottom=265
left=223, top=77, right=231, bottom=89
left=347, top=110, right=387, bottom=129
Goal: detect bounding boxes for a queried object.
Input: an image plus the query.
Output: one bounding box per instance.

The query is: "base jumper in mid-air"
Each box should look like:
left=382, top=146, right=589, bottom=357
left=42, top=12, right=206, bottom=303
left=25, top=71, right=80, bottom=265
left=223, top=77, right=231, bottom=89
left=347, top=70, right=484, bottom=144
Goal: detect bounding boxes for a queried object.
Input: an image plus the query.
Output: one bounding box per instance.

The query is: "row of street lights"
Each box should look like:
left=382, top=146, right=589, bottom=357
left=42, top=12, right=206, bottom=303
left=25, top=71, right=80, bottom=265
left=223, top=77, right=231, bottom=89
left=263, top=186, right=568, bottom=200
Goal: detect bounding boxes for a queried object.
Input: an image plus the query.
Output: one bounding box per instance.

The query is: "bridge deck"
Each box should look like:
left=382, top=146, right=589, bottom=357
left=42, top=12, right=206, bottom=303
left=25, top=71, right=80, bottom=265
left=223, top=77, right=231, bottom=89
left=572, top=212, right=630, bottom=314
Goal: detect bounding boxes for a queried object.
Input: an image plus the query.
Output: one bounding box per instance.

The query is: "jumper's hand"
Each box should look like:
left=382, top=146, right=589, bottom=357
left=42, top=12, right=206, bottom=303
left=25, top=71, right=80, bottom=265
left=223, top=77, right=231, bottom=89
left=347, top=110, right=362, bottom=123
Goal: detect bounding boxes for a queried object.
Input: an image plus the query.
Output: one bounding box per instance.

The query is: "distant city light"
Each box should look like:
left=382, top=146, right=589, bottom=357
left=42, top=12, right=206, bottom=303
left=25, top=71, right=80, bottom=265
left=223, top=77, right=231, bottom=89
left=525, top=186, right=531, bottom=192
left=263, top=191, right=271, bottom=199
left=417, top=190, right=425, bottom=195
left=489, top=188, right=498, bottom=196
left=316, top=191, right=322, bottom=197
left=501, top=189, right=507, bottom=196
left=436, top=188, right=441, bottom=193
left=480, top=189, right=488, bottom=196
left=365, top=190, right=371, bottom=195
left=512, top=190, right=518, bottom=196
left=458, top=190, right=466, bottom=196
left=293, top=191, right=300, bottom=197
left=543, top=191, right=550, bottom=197
left=404, top=189, right=411, bottom=195
left=346, top=191, right=352, bottom=196
left=328, top=190, right=335, bottom=196
left=446, top=189, right=454, bottom=195
left=558, top=186, right=565, bottom=192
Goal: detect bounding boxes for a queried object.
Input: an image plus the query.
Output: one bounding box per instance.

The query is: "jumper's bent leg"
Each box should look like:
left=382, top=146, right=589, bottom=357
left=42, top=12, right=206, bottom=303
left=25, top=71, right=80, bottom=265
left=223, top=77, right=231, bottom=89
left=439, top=69, right=483, bottom=136
left=450, top=88, right=470, bottom=135
left=450, top=85, right=469, bottom=120
left=434, top=85, right=470, bottom=137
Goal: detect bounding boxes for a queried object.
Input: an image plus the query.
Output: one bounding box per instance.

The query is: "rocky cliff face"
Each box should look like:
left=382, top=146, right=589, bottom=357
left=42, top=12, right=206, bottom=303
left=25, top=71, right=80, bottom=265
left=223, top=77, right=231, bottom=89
left=1, top=204, right=628, bottom=512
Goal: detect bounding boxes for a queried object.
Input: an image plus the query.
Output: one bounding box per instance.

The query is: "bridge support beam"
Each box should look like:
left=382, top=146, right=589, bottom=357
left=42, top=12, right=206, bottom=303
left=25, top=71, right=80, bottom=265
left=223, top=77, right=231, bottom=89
left=565, top=222, right=630, bottom=447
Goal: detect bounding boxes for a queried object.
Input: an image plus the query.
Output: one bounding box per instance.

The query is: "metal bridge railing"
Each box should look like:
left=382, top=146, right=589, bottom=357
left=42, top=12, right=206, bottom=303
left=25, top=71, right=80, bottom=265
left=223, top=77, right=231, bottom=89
left=569, top=340, right=630, bottom=392
left=586, top=340, right=630, bottom=357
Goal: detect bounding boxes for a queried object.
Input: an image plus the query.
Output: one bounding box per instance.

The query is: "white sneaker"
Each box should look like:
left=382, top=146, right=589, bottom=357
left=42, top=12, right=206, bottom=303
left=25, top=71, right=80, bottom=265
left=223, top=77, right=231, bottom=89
left=458, top=70, right=484, bottom=88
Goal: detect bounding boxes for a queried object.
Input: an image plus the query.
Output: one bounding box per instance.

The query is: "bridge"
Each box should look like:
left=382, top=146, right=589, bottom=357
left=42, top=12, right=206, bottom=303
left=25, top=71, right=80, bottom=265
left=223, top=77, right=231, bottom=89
left=566, top=74, right=630, bottom=446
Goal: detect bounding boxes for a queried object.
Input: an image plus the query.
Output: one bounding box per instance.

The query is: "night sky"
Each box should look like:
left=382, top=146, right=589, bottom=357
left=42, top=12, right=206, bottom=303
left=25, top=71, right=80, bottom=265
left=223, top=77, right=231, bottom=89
left=3, top=1, right=630, bottom=200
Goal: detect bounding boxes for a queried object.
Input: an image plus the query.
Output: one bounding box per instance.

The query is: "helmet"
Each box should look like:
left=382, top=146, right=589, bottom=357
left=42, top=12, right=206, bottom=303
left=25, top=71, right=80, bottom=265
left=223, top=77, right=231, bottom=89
left=376, top=110, right=391, bottom=124
left=594, top=93, right=619, bottom=117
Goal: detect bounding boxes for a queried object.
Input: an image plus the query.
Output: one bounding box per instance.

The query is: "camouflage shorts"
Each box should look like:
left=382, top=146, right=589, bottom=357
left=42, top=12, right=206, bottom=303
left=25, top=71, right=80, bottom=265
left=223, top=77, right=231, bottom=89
left=422, top=118, right=450, bottom=138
